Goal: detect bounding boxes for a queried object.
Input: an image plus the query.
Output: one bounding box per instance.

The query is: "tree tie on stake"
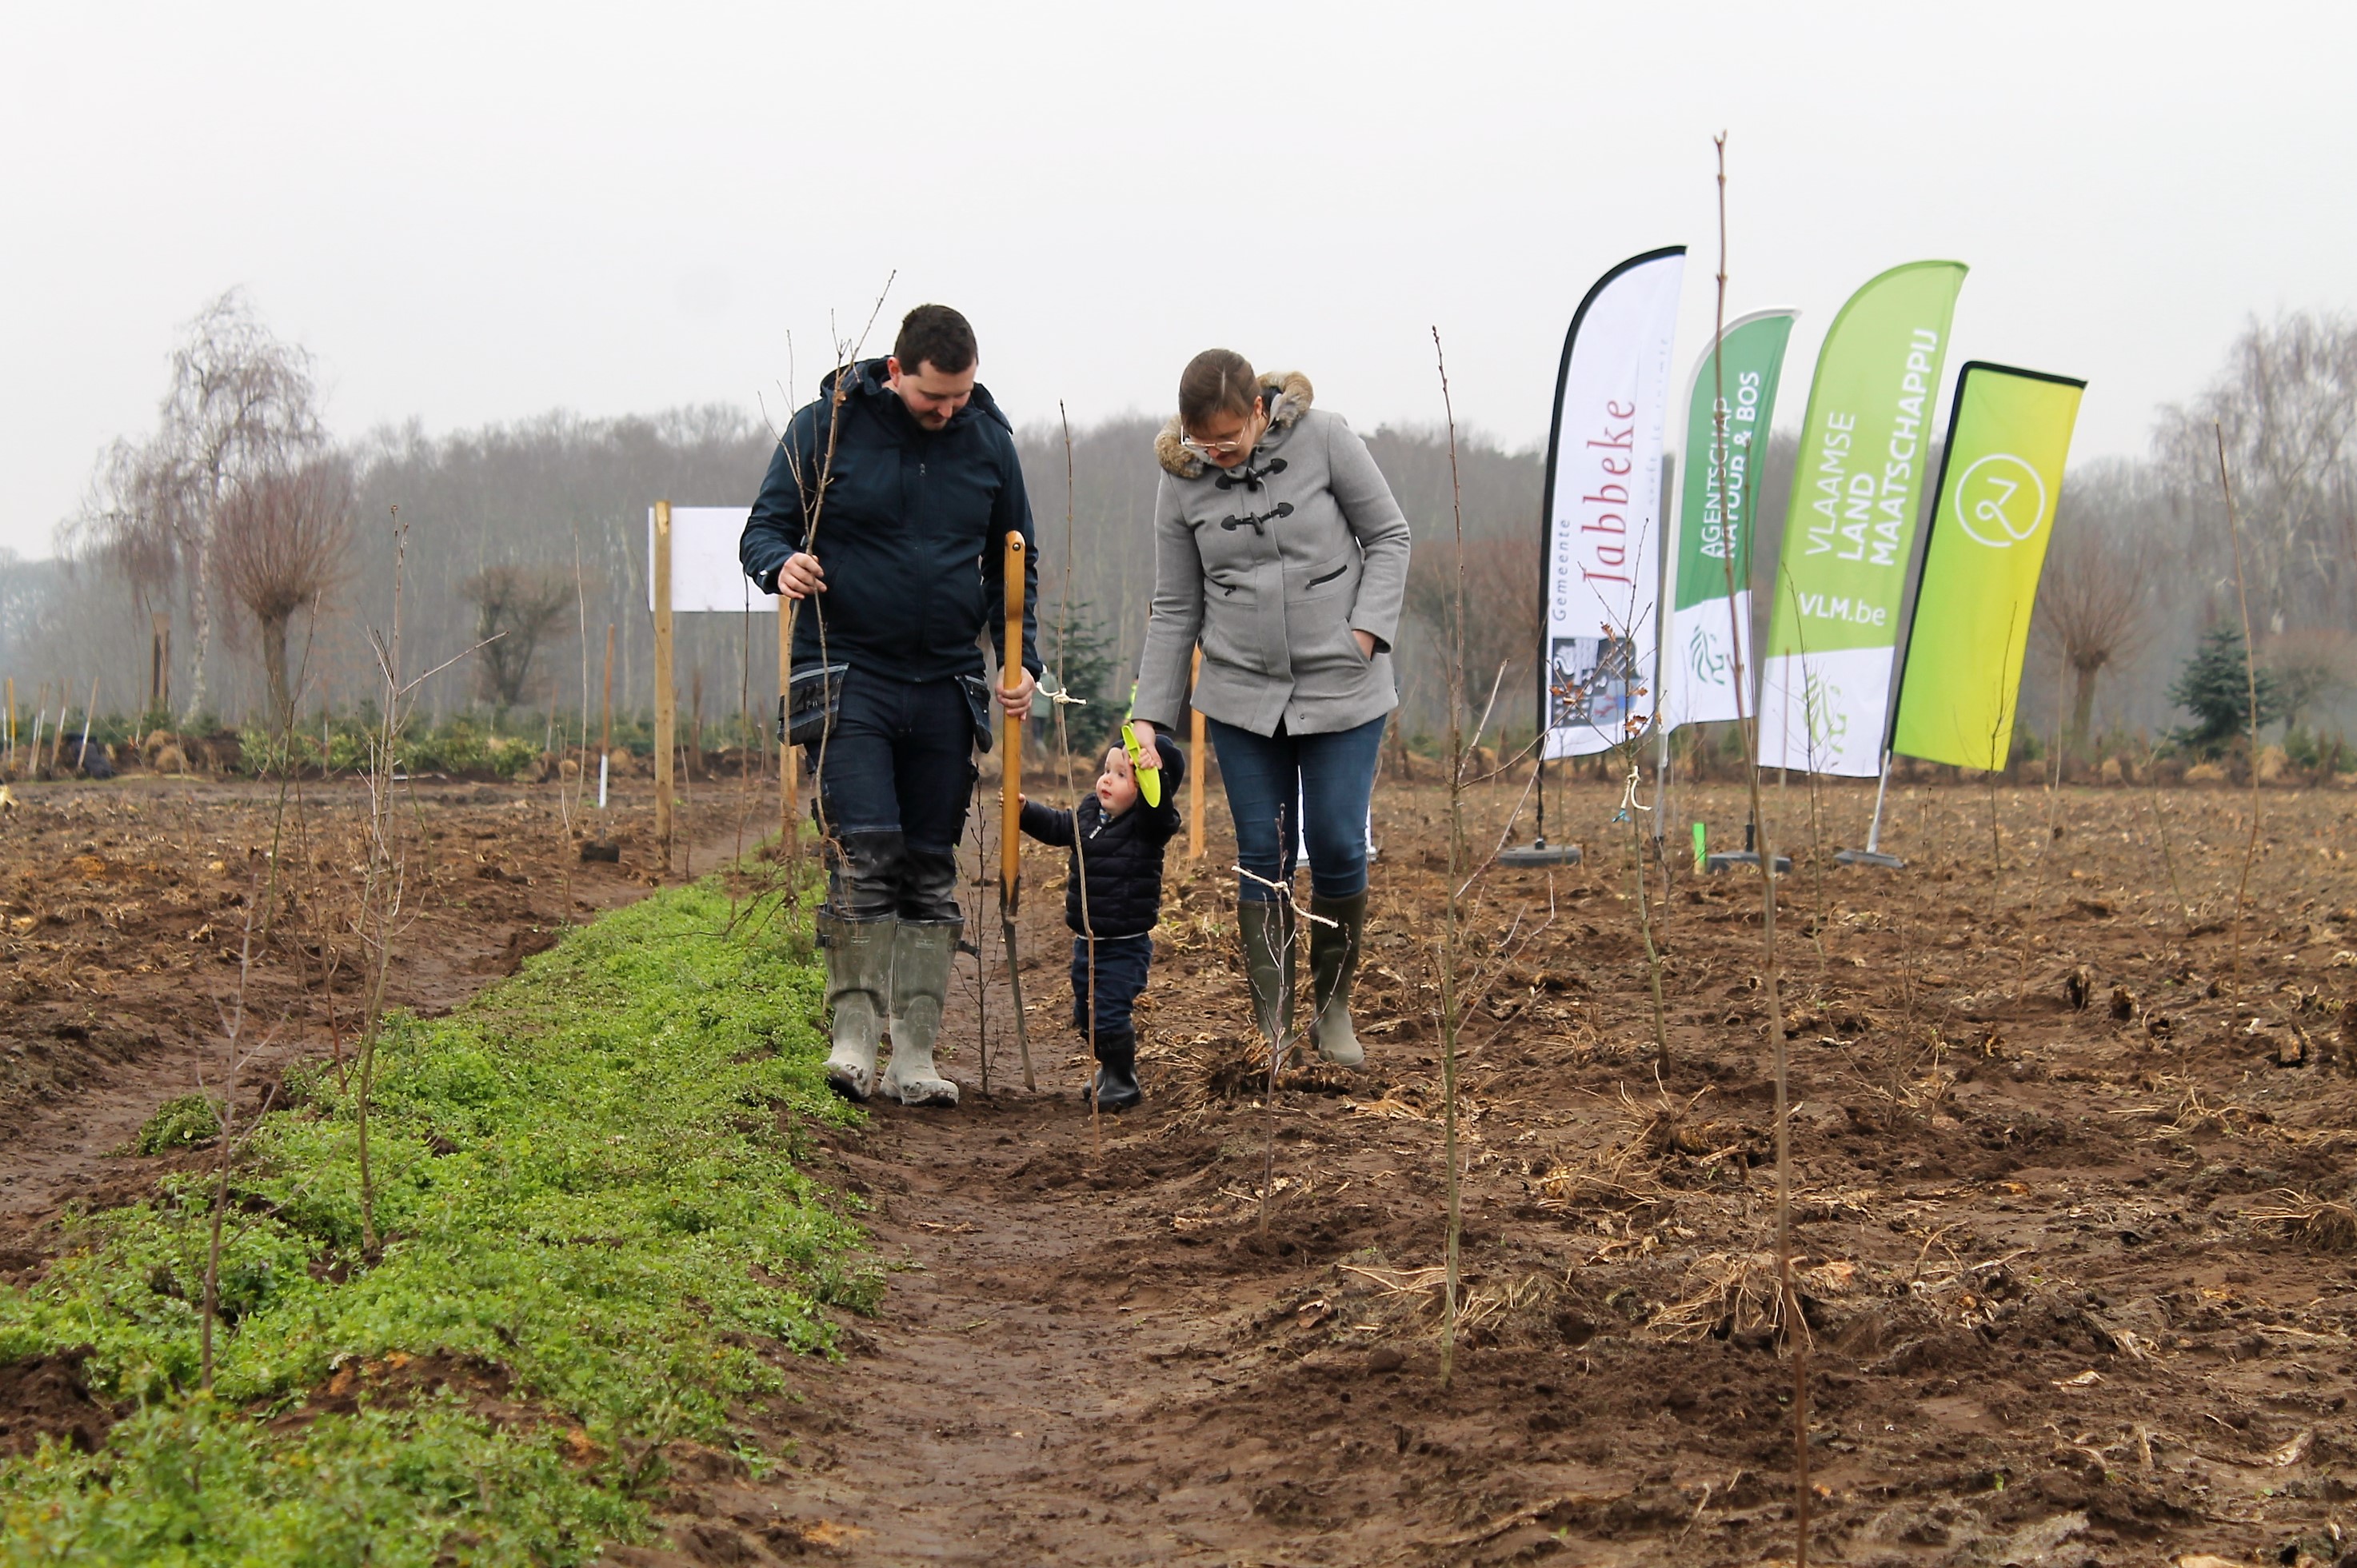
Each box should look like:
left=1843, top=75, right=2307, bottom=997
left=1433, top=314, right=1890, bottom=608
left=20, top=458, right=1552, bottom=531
left=1615, top=764, right=1652, bottom=824
left=1230, top=864, right=1340, bottom=927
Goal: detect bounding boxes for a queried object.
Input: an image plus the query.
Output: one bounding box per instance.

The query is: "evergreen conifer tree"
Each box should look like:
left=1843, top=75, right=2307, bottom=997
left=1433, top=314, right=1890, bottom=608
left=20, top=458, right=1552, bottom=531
left=2167, top=624, right=2281, bottom=758
left=1038, top=601, right=1122, bottom=756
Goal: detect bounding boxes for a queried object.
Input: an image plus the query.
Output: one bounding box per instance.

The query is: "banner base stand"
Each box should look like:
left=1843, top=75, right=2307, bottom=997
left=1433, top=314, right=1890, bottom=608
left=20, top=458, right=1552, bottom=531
left=1834, top=848, right=1906, bottom=869
left=1499, top=840, right=1583, bottom=868
left=1705, top=851, right=1792, bottom=875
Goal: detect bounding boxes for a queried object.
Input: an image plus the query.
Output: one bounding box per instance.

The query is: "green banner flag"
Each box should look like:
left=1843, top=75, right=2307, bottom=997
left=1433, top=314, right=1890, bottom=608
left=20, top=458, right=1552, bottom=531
left=1890, top=363, right=2086, bottom=770
left=1660, top=309, right=1795, bottom=732
left=1758, top=261, right=1967, bottom=776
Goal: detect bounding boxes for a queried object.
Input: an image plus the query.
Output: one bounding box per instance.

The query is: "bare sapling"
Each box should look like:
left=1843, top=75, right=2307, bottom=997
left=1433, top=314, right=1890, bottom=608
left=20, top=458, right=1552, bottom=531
left=1709, top=131, right=1809, bottom=1565
left=1980, top=609, right=2023, bottom=929
left=2139, top=736, right=2194, bottom=933
left=351, top=512, right=501, bottom=1253
left=2009, top=652, right=2072, bottom=1001
left=198, top=615, right=322, bottom=1388
left=1593, top=583, right=1673, bottom=1067
left=1432, top=326, right=1469, bottom=1388
left=1624, top=764, right=1672, bottom=1069
left=969, top=799, right=992, bottom=1095
left=2215, top=422, right=2263, bottom=995
left=1052, top=403, right=1099, bottom=1154
left=760, top=277, right=892, bottom=901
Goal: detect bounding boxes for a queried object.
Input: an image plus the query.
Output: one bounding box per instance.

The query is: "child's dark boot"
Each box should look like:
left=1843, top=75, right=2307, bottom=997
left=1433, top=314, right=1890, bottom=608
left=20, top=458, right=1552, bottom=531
left=1089, top=1028, right=1143, bottom=1112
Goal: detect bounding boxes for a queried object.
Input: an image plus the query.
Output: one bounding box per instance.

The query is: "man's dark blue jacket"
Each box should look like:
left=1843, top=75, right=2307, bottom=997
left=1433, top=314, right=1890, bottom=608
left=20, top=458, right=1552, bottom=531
left=741, top=358, right=1040, bottom=683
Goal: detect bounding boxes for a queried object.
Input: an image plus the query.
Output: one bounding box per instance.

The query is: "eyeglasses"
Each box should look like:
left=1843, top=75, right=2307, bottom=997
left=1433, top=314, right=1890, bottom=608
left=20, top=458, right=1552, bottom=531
left=1180, top=432, right=1251, bottom=457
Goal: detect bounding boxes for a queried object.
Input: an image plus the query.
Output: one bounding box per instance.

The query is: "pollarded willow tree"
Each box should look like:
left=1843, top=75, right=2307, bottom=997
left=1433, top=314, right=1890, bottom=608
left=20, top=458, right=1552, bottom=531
left=2032, top=459, right=2155, bottom=755
left=215, top=457, right=355, bottom=730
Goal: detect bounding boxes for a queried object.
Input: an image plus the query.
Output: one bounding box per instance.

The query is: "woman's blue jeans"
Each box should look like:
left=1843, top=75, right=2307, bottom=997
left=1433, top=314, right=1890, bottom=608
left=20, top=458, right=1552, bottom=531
left=1204, top=715, right=1385, bottom=903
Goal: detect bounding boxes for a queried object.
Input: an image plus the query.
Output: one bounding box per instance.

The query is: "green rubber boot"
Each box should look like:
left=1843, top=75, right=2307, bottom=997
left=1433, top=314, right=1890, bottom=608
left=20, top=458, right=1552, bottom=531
left=882, top=919, right=962, bottom=1107
left=1307, top=891, right=1368, bottom=1067
left=817, top=912, right=894, bottom=1102
left=1237, top=900, right=1296, bottom=1051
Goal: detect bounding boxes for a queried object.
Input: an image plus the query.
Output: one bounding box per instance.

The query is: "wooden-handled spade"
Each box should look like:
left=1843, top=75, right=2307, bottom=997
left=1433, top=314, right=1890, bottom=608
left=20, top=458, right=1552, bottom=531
left=1000, top=531, right=1036, bottom=1091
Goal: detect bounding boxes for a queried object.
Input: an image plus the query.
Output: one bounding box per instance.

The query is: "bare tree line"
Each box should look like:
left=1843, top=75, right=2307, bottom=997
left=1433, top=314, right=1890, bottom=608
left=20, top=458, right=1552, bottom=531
left=9, top=297, right=2354, bottom=764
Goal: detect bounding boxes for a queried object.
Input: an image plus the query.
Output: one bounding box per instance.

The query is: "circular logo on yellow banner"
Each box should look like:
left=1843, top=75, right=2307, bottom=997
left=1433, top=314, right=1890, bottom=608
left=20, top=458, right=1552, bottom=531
left=1953, top=453, right=2047, bottom=549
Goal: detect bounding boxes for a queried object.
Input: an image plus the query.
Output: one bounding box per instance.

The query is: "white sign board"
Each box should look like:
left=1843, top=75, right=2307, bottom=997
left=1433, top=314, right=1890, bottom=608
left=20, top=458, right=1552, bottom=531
left=649, top=506, right=778, bottom=613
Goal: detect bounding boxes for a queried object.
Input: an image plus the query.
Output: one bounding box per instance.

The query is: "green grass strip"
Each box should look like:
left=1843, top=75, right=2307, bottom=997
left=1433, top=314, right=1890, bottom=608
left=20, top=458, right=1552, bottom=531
left=0, top=876, right=870, bottom=1565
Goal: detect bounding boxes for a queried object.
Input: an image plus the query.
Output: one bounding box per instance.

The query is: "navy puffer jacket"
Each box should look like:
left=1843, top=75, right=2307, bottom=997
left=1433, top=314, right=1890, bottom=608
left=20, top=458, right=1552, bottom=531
left=741, top=359, right=1040, bottom=684
left=1018, top=737, right=1187, bottom=939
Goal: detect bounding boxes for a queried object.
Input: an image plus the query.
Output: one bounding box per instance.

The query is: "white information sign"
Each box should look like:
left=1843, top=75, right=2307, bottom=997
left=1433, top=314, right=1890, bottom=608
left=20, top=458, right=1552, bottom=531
left=649, top=506, right=777, bottom=613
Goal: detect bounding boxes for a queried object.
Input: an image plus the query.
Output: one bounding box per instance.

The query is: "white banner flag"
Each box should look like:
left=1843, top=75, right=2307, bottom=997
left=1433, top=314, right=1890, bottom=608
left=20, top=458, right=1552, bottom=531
left=1539, top=247, right=1686, bottom=760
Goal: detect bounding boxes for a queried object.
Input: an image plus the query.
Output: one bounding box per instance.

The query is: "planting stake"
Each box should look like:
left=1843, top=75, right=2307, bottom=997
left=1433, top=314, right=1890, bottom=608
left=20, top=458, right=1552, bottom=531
left=1000, top=529, right=1035, bottom=1091
left=1189, top=646, right=1205, bottom=860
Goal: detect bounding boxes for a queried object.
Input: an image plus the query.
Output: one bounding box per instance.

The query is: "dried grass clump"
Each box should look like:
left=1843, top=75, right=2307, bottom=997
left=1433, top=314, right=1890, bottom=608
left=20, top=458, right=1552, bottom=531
left=1154, top=1031, right=1364, bottom=1133
left=2246, top=1191, right=2357, bottom=1253
left=1332, top=1259, right=1575, bottom=1350
left=1651, top=1249, right=1792, bottom=1343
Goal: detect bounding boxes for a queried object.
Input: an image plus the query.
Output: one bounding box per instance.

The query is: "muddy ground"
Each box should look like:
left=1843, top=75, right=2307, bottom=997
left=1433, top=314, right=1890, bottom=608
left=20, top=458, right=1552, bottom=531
left=7, top=765, right=2357, bottom=1565
left=0, top=770, right=781, bottom=1219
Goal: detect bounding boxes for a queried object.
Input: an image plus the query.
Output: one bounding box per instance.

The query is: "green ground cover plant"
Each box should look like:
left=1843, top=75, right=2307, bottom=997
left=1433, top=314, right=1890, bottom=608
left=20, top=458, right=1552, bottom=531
left=0, top=876, right=867, bottom=1566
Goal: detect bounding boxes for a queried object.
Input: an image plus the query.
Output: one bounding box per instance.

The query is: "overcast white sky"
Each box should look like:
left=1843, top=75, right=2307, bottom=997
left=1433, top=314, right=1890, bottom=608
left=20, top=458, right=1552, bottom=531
left=5, top=1, right=2353, bottom=558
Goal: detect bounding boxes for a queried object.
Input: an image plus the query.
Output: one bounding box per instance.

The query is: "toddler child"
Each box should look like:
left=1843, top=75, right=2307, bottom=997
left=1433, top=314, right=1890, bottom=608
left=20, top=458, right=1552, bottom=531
left=1018, top=732, right=1185, bottom=1110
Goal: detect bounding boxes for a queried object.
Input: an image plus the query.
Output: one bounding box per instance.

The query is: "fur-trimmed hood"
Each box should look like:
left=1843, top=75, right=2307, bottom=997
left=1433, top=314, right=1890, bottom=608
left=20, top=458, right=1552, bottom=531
left=1154, top=371, right=1314, bottom=478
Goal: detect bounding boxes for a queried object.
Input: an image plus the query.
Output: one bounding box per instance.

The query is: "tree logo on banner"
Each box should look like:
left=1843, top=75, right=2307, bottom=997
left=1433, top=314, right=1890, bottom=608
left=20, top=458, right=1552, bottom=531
left=1953, top=453, right=2049, bottom=549
left=1803, top=667, right=1850, bottom=752
left=1685, top=620, right=1732, bottom=692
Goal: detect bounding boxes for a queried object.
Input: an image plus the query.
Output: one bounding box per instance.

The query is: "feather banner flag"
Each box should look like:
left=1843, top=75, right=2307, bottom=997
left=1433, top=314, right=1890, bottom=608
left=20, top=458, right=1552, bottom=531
left=1659, top=309, right=1796, bottom=734
left=1756, top=261, right=1967, bottom=776
left=1889, top=363, right=2086, bottom=770
left=1536, top=247, right=1687, bottom=760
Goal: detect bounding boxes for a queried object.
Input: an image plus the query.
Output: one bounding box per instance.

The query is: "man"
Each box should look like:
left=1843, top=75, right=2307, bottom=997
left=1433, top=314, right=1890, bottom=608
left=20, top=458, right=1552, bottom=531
left=742, top=304, right=1038, bottom=1107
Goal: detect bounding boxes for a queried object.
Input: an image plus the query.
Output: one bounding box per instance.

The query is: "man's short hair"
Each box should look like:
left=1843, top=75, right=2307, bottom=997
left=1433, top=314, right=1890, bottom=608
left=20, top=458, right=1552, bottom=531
left=893, top=305, right=977, bottom=376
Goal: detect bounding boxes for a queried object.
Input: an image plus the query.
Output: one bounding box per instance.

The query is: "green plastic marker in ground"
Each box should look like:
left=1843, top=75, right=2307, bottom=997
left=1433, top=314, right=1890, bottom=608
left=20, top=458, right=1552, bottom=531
left=1692, top=822, right=1706, bottom=872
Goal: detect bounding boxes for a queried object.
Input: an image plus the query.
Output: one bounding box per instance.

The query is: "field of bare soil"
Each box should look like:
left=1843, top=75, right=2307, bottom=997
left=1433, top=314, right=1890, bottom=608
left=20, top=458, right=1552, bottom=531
left=6, top=764, right=2357, bottom=1566
left=639, top=769, right=2357, bottom=1567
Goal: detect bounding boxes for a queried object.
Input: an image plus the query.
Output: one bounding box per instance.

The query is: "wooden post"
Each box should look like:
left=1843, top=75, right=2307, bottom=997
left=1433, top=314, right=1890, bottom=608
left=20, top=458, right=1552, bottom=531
left=1188, top=645, right=1206, bottom=860
left=5, top=676, right=14, bottom=772
left=653, top=502, right=677, bottom=877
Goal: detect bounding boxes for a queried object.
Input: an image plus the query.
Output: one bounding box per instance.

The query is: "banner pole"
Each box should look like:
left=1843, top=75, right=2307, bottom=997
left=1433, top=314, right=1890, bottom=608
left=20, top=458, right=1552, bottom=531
left=1866, top=751, right=1893, bottom=854
left=999, top=531, right=1036, bottom=1092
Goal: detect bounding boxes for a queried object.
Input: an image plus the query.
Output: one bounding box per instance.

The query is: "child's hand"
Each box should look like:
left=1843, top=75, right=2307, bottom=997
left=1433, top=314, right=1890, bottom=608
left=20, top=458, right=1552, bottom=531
left=1018, top=793, right=1029, bottom=807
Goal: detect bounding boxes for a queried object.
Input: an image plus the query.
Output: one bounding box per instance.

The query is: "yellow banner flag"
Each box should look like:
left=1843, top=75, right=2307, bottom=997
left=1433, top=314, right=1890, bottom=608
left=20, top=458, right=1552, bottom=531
left=1890, top=363, right=2086, bottom=770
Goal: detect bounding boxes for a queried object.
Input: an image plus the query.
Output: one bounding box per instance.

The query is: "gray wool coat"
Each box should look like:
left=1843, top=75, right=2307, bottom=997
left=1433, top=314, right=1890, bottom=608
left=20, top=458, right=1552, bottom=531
left=1132, top=373, right=1412, bottom=737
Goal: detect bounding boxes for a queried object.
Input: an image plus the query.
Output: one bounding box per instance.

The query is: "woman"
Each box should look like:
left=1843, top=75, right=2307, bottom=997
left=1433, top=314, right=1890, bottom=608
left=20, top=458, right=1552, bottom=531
left=1129, top=350, right=1411, bottom=1065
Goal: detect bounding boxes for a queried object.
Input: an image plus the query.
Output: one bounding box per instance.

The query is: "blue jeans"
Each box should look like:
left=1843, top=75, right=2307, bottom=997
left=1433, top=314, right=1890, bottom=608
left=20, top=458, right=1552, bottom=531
left=1205, top=715, right=1385, bottom=902
left=1071, top=933, right=1153, bottom=1037
left=808, top=666, right=978, bottom=922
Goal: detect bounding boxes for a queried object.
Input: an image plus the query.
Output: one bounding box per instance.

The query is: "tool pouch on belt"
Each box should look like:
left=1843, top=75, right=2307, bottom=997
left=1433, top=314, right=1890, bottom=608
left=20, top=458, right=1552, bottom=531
left=781, top=663, right=849, bottom=748
left=957, top=674, right=996, bottom=753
